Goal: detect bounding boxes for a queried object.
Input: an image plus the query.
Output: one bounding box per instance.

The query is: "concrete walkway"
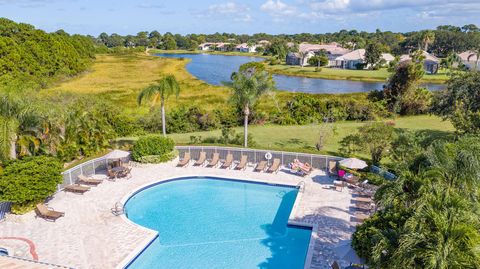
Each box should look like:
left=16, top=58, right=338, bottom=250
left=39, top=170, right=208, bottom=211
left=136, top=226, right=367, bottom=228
left=0, top=160, right=359, bottom=269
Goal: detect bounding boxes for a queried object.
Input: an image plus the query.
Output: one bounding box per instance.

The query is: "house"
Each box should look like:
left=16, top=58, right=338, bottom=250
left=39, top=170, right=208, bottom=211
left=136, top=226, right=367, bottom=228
left=257, top=40, right=270, bottom=47
left=298, top=43, right=351, bottom=67
left=198, top=43, right=214, bottom=51
left=334, top=49, right=395, bottom=69
left=215, top=43, right=231, bottom=52
left=400, top=51, right=440, bottom=74
left=457, top=51, right=480, bottom=71
left=235, top=43, right=257, bottom=53
left=286, top=51, right=315, bottom=66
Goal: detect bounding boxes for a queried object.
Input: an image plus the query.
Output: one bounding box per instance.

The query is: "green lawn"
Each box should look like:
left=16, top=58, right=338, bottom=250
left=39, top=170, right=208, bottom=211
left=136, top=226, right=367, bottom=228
left=161, top=115, right=454, bottom=158
left=265, top=65, right=450, bottom=83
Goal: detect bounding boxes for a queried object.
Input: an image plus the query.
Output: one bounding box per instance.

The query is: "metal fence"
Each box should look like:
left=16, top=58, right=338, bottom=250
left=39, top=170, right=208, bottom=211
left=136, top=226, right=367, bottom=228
left=59, top=157, right=109, bottom=191
left=0, top=202, right=11, bottom=222
left=176, top=146, right=343, bottom=171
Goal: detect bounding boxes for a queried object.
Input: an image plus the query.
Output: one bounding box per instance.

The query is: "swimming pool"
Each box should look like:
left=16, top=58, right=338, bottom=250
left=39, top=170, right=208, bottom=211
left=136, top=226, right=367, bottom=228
left=124, top=177, right=312, bottom=269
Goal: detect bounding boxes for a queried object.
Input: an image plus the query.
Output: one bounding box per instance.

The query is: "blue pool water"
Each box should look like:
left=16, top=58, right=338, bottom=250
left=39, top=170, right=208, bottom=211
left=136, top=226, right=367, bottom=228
left=124, top=177, right=311, bottom=269
left=154, top=53, right=445, bottom=94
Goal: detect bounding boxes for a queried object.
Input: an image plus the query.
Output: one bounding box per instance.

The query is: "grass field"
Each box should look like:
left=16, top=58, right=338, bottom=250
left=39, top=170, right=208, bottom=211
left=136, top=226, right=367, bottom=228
left=43, top=53, right=341, bottom=115
left=265, top=65, right=450, bottom=83
left=48, top=54, right=455, bottom=159
left=161, top=115, right=454, bottom=158
left=45, top=54, right=233, bottom=115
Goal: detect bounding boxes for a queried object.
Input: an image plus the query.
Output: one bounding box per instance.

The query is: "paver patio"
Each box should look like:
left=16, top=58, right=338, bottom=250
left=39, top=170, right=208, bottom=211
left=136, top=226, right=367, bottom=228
left=0, top=159, right=360, bottom=269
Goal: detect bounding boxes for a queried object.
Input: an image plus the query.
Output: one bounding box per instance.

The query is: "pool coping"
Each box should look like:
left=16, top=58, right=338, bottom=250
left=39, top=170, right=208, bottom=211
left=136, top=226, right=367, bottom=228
left=114, top=174, right=316, bottom=269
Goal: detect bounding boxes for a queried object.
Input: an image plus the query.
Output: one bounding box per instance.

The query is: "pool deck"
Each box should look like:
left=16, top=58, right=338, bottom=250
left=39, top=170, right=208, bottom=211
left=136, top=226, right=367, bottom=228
left=0, top=159, right=359, bottom=269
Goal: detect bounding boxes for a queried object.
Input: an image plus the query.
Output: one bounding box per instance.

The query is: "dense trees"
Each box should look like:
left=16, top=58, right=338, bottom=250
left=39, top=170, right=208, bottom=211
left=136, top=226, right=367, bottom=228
left=364, top=42, right=383, bottom=69
left=352, top=136, right=480, bottom=268
left=0, top=18, right=97, bottom=88
left=432, top=71, right=480, bottom=134
left=91, top=23, right=480, bottom=59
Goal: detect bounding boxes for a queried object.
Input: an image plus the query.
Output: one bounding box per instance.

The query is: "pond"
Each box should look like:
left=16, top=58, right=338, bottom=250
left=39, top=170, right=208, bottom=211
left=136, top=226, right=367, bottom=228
left=154, top=53, right=445, bottom=94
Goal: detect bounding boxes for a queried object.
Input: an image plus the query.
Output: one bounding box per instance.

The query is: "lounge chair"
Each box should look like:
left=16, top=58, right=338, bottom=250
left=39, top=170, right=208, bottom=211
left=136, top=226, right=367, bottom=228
left=78, top=174, right=103, bottom=186
left=254, top=161, right=267, bottom=172
left=118, top=167, right=132, bottom=179
left=177, top=152, right=191, bottom=167
left=235, top=155, right=248, bottom=170
left=107, top=169, right=117, bottom=181
left=64, top=184, right=90, bottom=194
left=206, top=153, right=220, bottom=168
left=354, top=212, right=370, bottom=223
left=194, top=151, right=207, bottom=166
left=35, top=203, right=64, bottom=222
left=220, top=153, right=234, bottom=169
left=267, top=158, right=281, bottom=173
left=299, top=163, right=312, bottom=177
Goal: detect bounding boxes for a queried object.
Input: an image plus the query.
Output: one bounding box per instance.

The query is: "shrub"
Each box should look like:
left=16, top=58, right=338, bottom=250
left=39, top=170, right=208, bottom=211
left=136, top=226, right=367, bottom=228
left=131, top=135, right=175, bottom=163
left=0, top=156, right=63, bottom=214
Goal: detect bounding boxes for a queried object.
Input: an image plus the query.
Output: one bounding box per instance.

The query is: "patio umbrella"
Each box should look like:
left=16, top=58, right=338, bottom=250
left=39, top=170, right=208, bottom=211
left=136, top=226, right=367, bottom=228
left=333, top=240, right=365, bottom=265
left=105, top=149, right=130, bottom=160
left=339, top=158, right=368, bottom=170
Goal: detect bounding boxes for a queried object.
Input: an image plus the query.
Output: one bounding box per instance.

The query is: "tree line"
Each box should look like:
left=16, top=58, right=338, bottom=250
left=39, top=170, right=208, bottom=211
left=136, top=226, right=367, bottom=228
left=93, top=24, right=480, bottom=57
left=0, top=18, right=98, bottom=89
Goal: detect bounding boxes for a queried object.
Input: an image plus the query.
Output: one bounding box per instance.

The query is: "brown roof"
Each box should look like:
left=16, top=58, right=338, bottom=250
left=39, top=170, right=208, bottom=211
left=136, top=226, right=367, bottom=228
left=458, top=50, right=479, bottom=62
left=400, top=50, right=439, bottom=63
left=299, top=43, right=350, bottom=55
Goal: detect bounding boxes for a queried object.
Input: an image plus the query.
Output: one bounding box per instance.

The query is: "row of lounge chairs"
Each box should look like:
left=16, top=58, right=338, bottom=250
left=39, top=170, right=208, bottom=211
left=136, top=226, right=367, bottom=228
left=35, top=173, right=113, bottom=221
left=177, top=152, right=281, bottom=173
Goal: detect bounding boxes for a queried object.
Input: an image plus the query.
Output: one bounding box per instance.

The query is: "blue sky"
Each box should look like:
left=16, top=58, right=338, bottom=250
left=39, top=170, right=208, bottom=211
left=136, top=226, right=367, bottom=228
left=0, top=0, right=479, bottom=35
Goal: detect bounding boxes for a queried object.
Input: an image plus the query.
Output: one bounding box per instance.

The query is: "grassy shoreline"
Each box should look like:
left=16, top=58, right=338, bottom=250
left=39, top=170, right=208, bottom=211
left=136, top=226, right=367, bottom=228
left=265, top=64, right=450, bottom=83
left=150, top=49, right=450, bottom=83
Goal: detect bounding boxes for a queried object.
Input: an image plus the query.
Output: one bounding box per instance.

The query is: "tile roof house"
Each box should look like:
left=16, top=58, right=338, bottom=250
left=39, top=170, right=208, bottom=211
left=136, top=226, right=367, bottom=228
left=235, top=43, right=257, bottom=53
left=457, top=50, right=480, bottom=71
left=286, top=51, right=316, bottom=66
left=400, top=50, right=440, bottom=74
left=335, top=49, right=395, bottom=69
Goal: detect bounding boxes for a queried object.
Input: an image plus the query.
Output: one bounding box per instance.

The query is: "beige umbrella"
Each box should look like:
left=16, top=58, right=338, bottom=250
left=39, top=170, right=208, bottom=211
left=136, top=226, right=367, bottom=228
left=105, top=149, right=130, bottom=159
left=339, top=158, right=368, bottom=169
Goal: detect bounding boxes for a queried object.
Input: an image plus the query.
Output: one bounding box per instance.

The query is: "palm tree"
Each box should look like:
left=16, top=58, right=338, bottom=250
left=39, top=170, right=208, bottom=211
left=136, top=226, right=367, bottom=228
left=0, top=94, right=38, bottom=160
left=421, top=31, right=435, bottom=52
left=137, top=75, right=180, bottom=136
left=227, top=63, right=275, bottom=147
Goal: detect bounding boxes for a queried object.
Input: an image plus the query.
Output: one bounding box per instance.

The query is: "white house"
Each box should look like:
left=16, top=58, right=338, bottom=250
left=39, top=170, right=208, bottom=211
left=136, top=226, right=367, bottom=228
left=298, top=43, right=351, bottom=67
left=235, top=43, right=257, bottom=53
left=286, top=51, right=316, bottom=66
left=457, top=51, right=480, bottom=71
left=198, top=43, right=214, bottom=51
left=400, top=50, right=440, bottom=74
left=335, top=49, right=394, bottom=69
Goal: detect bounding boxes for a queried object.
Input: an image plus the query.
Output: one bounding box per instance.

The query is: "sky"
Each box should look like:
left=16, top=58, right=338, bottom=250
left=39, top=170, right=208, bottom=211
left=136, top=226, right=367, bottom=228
left=0, top=0, right=479, bottom=36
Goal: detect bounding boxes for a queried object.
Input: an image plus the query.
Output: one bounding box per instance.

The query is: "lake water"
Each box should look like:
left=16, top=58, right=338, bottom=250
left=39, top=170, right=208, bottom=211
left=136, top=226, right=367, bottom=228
left=154, top=53, right=445, bottom=94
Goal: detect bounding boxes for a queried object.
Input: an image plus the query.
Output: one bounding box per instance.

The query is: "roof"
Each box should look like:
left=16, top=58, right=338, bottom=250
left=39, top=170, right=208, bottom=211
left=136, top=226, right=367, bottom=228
left=299, top=43, right=350, bottom=55
left=458, top=50, right=479, bottom=62
left=335, top=49, right=394, bottom=62
left=235, top=43, right=255, bottom=49
left=336, top=49, right=365, bottom=61
left=400, top=50, right=439, bottom=63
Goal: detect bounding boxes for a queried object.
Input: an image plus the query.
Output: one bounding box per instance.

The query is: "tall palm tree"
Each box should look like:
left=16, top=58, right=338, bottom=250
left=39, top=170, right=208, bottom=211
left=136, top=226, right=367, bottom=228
left=0, top=94, right=38, bottom=160
left=228, top=63, right=275, bottom=147
left=421, top=31, right=435, bottom=52
left=137, top=75, right=180, bottom=136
